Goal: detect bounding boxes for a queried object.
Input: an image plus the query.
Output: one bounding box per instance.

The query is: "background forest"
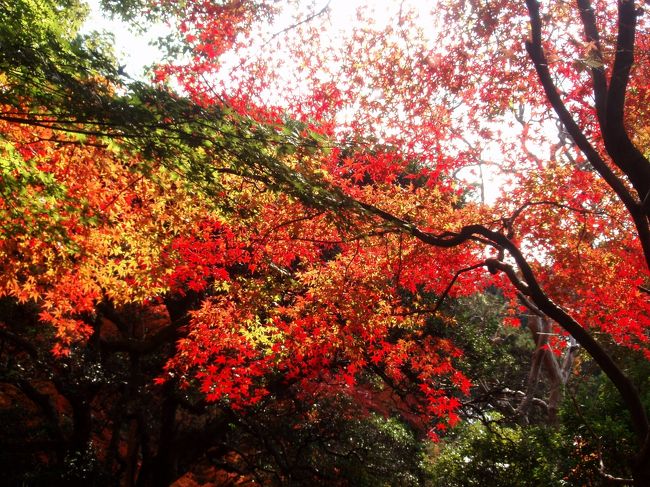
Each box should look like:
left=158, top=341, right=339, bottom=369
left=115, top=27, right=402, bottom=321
left=1, top=0, right=650, bottom=485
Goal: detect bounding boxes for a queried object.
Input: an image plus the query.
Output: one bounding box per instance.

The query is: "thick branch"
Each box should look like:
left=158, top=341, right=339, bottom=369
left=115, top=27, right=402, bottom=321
left=602, top=0, right=650, bottom=206
left=0, top=328, right=39, bottom=359
left=483, top=227, right=649, bottom=443
left=359, top=206, right=650, bottom=448
left=100, top=322, right=186, bottom=354
left=525, top=0, right=650, bottom=272
left=577, top=0, right=608, bottom=125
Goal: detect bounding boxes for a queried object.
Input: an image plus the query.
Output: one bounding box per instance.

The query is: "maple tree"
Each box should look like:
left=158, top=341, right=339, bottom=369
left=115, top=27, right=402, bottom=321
left=147, top=0, right=650, bottom=482
left=2, top=2, right=474, bottom=483
left=2, top=0, right=650, bottom=484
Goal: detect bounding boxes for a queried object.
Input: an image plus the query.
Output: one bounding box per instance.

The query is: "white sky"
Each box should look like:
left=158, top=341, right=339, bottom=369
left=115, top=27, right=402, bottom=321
left=81, top=0, right=168, bottom=79
left=79, top=0, right=507, bottom=203
left=80, top=0, right=393, bottom=78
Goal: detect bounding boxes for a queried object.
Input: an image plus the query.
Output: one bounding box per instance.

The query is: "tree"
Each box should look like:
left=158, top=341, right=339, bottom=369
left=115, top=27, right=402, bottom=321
left=2, top=0, right=650, bottom=485
left=147, top=0, right=650, bottom=483
left=2, top=3, right=470, bottom=484
left=425, top=415, right=569, bottom=487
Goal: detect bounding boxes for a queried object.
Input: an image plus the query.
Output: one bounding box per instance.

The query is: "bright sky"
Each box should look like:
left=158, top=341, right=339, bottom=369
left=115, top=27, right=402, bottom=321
left=80, top=0, right=506, bottom=203
left=81, top=0, right=168, bottom=79
left=80, top=0, right=396, bottom=79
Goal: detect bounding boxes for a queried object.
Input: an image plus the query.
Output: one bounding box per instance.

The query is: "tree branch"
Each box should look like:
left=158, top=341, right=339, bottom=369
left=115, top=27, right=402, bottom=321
left=525, top=0, right=650, bottom=274
left=577, top=0, right=608, bottom=126
left=601, top=0, right=650, bottom=207
left=356, top=201, right=650, bottom=448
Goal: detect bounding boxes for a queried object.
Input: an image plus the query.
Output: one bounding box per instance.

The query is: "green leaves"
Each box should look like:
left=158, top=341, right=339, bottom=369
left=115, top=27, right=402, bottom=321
left=0, top=137, right=73, bottom=241
left=426, top=417, right=567, bottom=487
left=0, top=0, right=123, bottom=119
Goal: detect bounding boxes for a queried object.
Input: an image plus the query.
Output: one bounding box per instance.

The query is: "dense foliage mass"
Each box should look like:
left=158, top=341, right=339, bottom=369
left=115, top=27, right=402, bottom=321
left=1, top=0, right=650, bottom=485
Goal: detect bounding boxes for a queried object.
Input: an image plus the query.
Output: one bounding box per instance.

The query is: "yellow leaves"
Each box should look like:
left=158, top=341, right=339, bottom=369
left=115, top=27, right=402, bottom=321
left=1, top=117, right=243, bottom=342
left=239, top=316, right=282, bottom=351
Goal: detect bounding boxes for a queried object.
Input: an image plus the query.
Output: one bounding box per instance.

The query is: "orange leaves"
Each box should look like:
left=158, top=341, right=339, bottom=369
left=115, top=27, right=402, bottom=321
left=4, top=0, right=649, bottom=444
left=1, top=112, right=234, bottom=345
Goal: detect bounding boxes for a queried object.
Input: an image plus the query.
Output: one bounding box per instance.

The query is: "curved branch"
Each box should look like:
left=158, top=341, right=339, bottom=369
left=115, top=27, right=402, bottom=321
left=525, top=0, right=650, bottom=273
left=602, top=0, right=650, bottom=206
left=483, top=228, right=650, bottom=445
left=353, top=202, right=650, bottom=450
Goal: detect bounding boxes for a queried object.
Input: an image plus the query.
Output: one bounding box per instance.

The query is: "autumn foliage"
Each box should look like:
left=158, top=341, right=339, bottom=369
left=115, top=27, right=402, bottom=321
left=2, top=0, right=650, bottom=484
